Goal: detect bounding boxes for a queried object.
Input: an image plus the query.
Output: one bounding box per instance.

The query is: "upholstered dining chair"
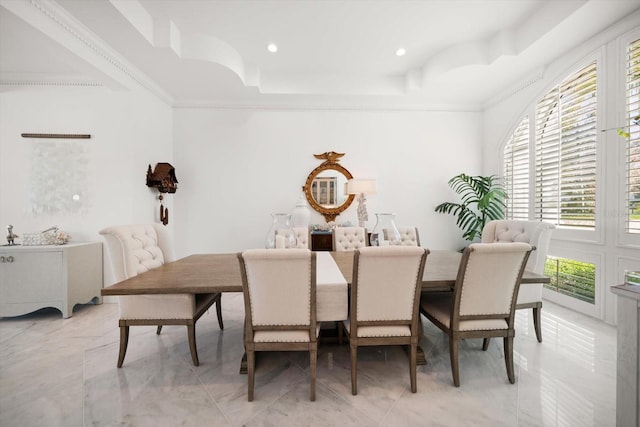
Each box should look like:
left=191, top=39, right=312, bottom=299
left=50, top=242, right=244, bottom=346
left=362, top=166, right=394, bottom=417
left=420, top=242, right=532, bottom=387
left=481, top=220, right=555, bottom=342
left=343, top=246, right=428, bottom=394
left=238, top=248, right=318, bottom=401
left=387, top=226, right=421, bottom=246
left=100, top=224, right=223, bottom=367
left=333, top=226, right=367, bottom=251
left=276, top=227, right=310, bottom=249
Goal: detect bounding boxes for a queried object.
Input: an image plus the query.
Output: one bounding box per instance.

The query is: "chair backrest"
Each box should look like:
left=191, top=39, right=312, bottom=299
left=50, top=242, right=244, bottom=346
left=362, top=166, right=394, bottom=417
left=276, top=227, right=309, bottom=249
left=99, top=224, right=172, bottom=281
left=453, top=242, right=532, bottom=324
left=239, top=249, right=316, bottom=334
left=481, top=220, right=554, bottom=274
left=386, top=226, right=420, bottom=246
left=334, top=227, right=367, bottom=251
left=351, top=246, right=428, bottom=326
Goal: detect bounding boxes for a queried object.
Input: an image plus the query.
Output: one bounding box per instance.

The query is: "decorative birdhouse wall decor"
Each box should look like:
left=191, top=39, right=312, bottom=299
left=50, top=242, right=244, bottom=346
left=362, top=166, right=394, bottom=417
left=146, top=163, right=178, bottom=225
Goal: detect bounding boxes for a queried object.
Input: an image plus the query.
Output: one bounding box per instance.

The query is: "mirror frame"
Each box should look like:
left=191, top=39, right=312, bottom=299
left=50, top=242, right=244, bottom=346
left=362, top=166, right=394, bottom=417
left=303, top=152, right=355, bottom=223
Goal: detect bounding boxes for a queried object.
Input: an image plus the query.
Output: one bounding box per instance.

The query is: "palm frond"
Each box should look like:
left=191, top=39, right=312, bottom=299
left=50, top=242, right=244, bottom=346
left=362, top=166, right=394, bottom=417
left=435, top=173, right=506, bottom=241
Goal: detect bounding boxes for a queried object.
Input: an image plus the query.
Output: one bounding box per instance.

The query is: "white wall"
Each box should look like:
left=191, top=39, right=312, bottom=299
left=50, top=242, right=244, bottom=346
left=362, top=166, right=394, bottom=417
left=482, top=11, right=640, bottom=324
left=172, top=108, right=482, bottom=257
left=0, top=85, right=173, bottom=285
left=0, top=85, right=482, bottom=283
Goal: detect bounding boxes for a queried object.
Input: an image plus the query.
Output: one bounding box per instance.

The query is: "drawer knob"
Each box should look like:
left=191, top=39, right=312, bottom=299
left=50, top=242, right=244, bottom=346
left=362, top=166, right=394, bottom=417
left=6, top=256, right=14, bottom=263
left=0, top=256, right=4, bottom=263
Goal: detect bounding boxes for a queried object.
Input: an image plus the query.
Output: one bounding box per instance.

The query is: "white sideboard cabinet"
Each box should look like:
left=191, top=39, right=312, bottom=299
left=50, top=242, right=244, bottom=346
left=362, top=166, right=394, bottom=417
left=0, top=242, right=103, bottom=318
left=611, top=284, right=640, bottom=427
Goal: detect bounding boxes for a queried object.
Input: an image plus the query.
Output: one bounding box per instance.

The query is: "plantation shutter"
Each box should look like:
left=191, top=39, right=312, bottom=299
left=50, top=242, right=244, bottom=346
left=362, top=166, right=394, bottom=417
left=626, top=38, right=640, bottom=234
left=503, top=117, right=530, bottom=220
left=535, top=62, right=597, bottom=228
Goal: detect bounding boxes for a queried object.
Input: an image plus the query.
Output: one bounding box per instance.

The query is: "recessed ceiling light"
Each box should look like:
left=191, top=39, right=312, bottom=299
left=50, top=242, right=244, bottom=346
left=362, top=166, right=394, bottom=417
left=395, top=48, right=406, bottom=57
left=267, top=43, right=278, bottom=53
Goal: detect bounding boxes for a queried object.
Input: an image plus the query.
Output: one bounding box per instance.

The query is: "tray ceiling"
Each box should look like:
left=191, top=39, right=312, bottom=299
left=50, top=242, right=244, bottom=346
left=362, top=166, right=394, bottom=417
left=1, top=0, right=638, bottom=109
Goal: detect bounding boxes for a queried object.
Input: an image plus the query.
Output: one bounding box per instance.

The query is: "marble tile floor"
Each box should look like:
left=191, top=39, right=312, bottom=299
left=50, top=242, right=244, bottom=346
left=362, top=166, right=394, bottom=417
left=0, top=294, right=616, bottom=427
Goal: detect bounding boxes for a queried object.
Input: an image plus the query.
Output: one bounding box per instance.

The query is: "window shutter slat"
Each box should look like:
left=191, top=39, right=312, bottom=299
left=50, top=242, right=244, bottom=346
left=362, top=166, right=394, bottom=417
left=626, top=38, right=640, bottom=234
left=503, top=117, right=530, bottom=220
left=534, top=61, right=597, bottom=228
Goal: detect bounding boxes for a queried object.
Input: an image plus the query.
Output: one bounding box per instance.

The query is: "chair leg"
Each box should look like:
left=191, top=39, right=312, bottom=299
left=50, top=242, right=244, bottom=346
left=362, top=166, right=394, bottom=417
left=216, top=296, right=224, bottom=330
left=410, top=343, right=417, bottom=393
left=156, top=325, right=163, bottom=335
left=533, top=306, right=542, bottom=343
left=450, top=338, right=460, bottom=387
left=187, top=324, right=199, bottom=366
left=504, top=336, right=515, bottom=384
left=247, top=350, right=255, bottom=402
left=482, top=338, right=490, bottom=351
left=350, top=344, right=358, bottom=395
left=117, top=325, right=129, bottom=368
left=310, top=348, right=317, bottom=401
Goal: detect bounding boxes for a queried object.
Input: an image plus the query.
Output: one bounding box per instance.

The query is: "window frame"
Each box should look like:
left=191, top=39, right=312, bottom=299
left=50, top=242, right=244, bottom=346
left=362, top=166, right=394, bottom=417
left=618, top=28, right=640, bottom=249
left=500, top=52, right=605, bottom=244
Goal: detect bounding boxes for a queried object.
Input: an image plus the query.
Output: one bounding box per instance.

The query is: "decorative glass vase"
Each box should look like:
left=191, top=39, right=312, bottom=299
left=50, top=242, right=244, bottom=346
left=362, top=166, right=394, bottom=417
left=265, top=213, right=298, bottom=249
left=291, top=193, right=311, bottom=228
left=369, top=213, right=400, bottom=246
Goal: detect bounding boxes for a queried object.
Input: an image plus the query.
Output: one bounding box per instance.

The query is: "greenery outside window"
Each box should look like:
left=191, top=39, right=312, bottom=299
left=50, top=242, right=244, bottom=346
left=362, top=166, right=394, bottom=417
left=544, top=256, right=596, bottom=304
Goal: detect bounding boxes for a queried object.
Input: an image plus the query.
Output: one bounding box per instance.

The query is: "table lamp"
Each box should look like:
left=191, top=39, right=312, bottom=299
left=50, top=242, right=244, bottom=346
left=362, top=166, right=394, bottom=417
left=346, top=179, right=377, bottom=227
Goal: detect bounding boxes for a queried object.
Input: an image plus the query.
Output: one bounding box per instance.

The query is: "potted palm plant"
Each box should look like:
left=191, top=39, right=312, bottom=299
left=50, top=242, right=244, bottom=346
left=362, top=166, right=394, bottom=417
left=435, top=173, right=507, bottom=241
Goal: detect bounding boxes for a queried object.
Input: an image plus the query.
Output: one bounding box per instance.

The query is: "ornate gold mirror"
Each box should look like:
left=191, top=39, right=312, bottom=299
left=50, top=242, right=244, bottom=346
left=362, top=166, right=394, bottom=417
left=303, top=152, right=355, bottom=222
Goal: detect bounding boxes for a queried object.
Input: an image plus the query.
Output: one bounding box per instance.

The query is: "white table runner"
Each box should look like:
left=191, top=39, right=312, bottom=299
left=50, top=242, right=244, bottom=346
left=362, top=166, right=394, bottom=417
left=315, top=252, right=348, bottom=321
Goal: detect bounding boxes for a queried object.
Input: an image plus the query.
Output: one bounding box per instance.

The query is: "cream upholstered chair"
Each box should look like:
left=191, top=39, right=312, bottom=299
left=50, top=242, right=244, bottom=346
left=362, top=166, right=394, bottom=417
left=343, top=246, right=428, bottom=394
left=420, top=242, right=532, bottom=386
left=386, top=226, right=421, bottom=246
left=238, top=248, right=318, bottom=401
left=276, top=227, right=309, bottom=249
left=481, top=220, right=555, bottom=342
left=100, top=224, right=223, bottom=367
left=333, top=226, right=367, bottom=251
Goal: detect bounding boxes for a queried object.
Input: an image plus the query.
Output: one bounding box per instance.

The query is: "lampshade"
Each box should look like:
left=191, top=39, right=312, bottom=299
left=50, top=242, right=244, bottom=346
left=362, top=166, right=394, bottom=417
left=346, top=179, right=377, bottom=195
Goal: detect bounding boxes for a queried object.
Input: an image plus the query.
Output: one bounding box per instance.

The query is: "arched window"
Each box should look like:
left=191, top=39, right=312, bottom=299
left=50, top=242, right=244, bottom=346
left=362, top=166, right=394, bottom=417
left=503, top=62, right=597, bottom=229
left=503, top=117, right=529, bottom=220
left=534, top=62, right=597, bottom=228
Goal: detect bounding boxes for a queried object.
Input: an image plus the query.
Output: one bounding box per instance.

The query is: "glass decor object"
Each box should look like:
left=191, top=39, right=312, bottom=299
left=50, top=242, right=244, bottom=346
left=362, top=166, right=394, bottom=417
left=265, top=213, right=298, bottom=249
left=369, top=213, right=401, bottom=246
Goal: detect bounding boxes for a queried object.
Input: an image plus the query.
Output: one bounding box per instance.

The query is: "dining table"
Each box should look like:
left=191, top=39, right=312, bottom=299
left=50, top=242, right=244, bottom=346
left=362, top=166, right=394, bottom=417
left=101, top=250, right=548, bottom=296
left=101, top=250, right=549, bottom=371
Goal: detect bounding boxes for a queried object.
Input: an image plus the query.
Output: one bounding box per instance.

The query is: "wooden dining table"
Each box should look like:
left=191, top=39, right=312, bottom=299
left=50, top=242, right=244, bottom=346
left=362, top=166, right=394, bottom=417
left=101, top=250, right=549, bottom=296
left=101, top=250, right=549, bottom=370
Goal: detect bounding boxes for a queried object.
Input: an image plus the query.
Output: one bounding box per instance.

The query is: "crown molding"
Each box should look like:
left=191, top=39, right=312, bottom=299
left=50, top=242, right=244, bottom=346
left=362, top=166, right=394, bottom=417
left=0, top=73, right=103, bottom=88
left=482, top=68, right=545, bottom=109
left=0, top=0, right=174, bottom=104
